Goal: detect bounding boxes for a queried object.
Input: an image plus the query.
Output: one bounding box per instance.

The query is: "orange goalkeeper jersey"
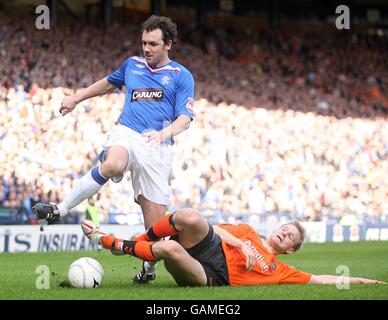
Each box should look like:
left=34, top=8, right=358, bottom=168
left=219, top=224, right=312, bottom=286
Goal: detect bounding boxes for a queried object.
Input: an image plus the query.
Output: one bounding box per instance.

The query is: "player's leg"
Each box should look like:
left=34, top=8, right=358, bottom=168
left=131, top=208, right=216, bottom=283
left=148, top=211, right=229, bottom=287
left=137, top=195, right=167, bottom=229
left=103, top=236, right=207, bottom=286
left=134, top=208, right=210, bottom=248
left=133, top=195, right=167, bottom=283
left=171, top=208, right=210, bottom=248
left=131, top=143, right=173, bottom=283
left=153, top=240, right=207, bottom=286
left=131, top=140, right=173, bottom=230
left=99, top=146, right=128, bottom=181
left=81, top=221, right=207, bottom=286
left=33, top=145, right=128, bottom=222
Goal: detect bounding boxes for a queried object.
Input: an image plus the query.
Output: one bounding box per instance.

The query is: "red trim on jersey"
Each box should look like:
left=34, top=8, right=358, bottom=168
left=131, top=57, right=181, bottom=74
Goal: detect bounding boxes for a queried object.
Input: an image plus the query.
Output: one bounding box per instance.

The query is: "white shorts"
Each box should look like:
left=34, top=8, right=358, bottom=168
left=102, top=125, right=173, bottom=206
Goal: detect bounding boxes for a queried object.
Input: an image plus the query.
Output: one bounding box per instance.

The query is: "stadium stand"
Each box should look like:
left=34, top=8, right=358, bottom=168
left=0, top=6, right=387, bottom=225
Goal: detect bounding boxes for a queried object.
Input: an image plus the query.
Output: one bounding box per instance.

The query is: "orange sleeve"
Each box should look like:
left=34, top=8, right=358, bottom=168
left=218, top=224, right=256, bottom=239
left=277, top=262, right=312, bottom=284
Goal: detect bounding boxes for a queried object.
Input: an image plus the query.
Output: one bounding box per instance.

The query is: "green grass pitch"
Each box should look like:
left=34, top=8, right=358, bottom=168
left=0, top=241, right=387, bottom=300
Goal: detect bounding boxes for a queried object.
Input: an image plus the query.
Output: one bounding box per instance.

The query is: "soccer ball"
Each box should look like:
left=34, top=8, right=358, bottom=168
left=68, top=257, right=104, bottom=288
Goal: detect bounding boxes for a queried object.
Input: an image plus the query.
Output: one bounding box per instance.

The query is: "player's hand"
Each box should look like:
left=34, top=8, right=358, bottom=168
left=241, top=243, right=256, bottom=272
left=358, top=278, right=386, bottom=284
left=142, top=131, right=164, bottom=146
left=59, top=95, right=78, bottom=116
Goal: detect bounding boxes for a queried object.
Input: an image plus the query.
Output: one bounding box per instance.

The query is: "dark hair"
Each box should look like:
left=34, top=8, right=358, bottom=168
left=141, top=15, right=178, bottom=44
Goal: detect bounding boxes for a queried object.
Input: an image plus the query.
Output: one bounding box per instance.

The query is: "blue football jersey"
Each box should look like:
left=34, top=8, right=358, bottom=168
left=107, top=56, right=195, bottom=144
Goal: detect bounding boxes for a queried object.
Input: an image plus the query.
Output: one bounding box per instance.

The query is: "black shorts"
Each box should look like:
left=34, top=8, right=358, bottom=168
left=171, top=224, right=230, bottom=286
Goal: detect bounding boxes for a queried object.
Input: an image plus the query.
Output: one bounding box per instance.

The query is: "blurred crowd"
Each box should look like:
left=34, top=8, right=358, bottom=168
left=1, top=11, right=387, bottom=225
left=182, top=24, right=388, bottom=118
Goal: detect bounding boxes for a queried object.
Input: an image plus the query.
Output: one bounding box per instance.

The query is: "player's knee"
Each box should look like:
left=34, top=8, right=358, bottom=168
left=175, top=208, right=203, bottom=228
left=154, top=240, right=184, bottom=260
left=100, top=159, right=126, bottom=178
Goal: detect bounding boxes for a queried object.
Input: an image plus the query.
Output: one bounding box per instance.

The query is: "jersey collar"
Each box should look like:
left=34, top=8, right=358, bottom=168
left=131, top=56, right=181, bottom=73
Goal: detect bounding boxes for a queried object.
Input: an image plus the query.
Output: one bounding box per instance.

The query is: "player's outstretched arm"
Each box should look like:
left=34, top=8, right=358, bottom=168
left=309, top=274, right=386, bottom=284
left=60, top=77, right=116, bottom=116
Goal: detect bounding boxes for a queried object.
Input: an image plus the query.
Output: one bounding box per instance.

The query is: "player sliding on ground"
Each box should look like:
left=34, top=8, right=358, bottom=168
left=81, top=208, right=385, bottom=286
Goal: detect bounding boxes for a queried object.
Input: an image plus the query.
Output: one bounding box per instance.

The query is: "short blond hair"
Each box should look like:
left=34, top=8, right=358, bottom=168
left=282, top=221, right=305, bottom=252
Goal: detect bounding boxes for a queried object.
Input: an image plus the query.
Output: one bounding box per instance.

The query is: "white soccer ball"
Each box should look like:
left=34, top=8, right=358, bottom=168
left=68, top=257, right=104, bottom=288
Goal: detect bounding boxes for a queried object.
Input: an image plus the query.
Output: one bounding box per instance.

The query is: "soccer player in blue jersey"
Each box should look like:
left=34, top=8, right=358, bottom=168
left=32, top=15, right=194, bottom=284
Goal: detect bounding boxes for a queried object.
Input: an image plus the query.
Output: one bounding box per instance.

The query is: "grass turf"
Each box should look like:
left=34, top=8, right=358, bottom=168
left=0, top=241, right=387, bottom=300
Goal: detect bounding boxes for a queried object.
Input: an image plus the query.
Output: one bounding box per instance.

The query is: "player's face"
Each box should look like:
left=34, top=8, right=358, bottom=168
left=269, top=224, right=300, bottom=254
left=141, top=29, right=172, bottom=67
